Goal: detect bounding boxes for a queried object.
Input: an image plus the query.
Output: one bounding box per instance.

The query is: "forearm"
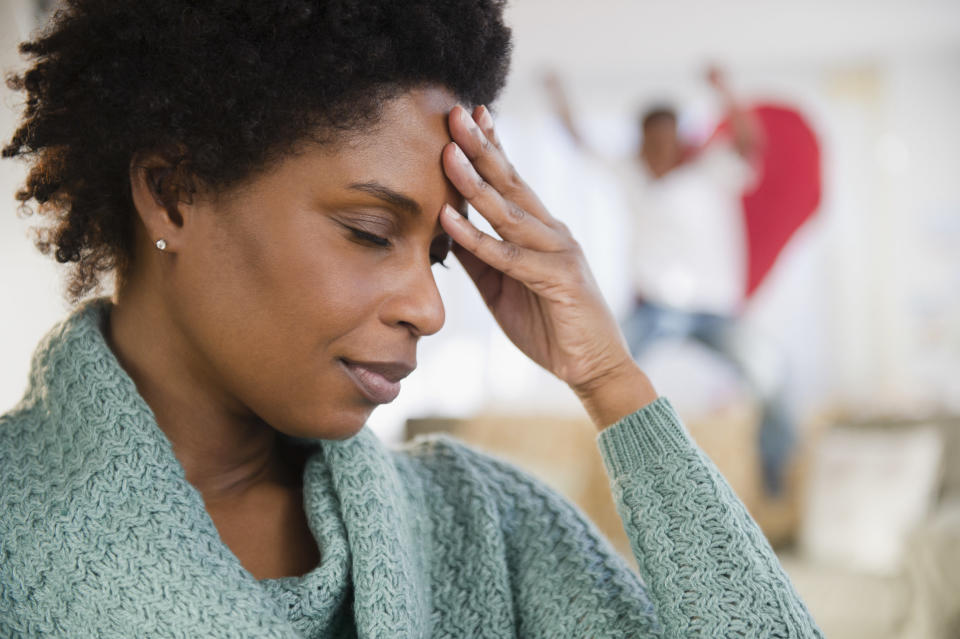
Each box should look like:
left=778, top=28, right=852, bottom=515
left=544, top=73, right=589, bottom=150
left=711, top=70, right=760, bottom=159
left=598, top=399, right=825, bottom=636
left=725, top=98, right=760, bottom=159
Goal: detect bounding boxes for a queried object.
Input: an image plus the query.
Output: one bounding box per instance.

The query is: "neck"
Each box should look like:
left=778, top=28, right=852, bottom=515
left=641, top=153, right=681, bottom=179
left=107, top=279, right=294, bottom=502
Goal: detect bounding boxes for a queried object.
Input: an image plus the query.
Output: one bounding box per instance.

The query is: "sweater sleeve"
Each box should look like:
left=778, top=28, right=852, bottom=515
left=597, top=396, right=824, bottom=637
left=448, top=440, right=665, bottom=639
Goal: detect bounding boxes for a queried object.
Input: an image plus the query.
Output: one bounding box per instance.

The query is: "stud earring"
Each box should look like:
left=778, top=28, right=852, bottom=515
left=155, top=239, right=167, bottom=251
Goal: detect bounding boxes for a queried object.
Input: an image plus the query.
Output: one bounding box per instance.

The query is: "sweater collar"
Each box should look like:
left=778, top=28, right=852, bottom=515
left=26, top=299, right=431, bottom=638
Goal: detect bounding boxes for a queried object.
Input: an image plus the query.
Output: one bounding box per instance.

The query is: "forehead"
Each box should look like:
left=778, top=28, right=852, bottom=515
left=245, top=86, right=462, bottom=208
left=330, top=87, right=459, bottom=176
left=219, top=88, right=462, bottom=217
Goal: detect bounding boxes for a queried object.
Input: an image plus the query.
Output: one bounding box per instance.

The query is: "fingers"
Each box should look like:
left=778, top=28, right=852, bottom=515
left=449, top=105, right=514, bottom=188
left=439, top=204, right=552, bottom=286
left=446, top=105, right=563, bottom=232
left=472, top=105, right=502, bottom=150
left=442, top=104, right=582, bottom=293
left=442, top=142, right=561, bottom=252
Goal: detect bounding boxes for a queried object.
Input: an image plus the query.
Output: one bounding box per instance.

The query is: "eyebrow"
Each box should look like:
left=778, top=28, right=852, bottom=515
left=347, top=181, right=422, bottom=217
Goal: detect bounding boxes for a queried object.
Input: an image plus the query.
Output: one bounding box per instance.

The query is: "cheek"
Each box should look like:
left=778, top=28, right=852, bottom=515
left=206, top=213, right=375, bottom=347
left=171, top=211, right=387, bottom=435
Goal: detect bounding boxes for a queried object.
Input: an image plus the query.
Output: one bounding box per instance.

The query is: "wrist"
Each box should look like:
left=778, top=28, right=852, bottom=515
left=571, top=360, right=658, bottom=431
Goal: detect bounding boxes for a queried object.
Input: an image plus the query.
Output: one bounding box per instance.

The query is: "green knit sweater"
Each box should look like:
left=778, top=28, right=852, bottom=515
left=0, top=300, right=822, bottom=638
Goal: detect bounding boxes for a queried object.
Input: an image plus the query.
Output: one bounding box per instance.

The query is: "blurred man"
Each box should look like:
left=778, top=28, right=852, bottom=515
left=546, top=69, right=794, bottom=495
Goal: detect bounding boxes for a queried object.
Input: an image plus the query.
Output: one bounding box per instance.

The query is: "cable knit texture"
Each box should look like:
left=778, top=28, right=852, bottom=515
left=0, top=300, right=823, bottom=637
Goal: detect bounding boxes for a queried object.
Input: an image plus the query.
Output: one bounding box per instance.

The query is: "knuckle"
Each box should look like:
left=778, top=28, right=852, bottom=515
left=569, top=248, right=587, bottom=270
left=472, top=227, right=488, bottom=247
left=479, top=134, right=494, bottom=155
left=554, top=230, right=580, bottom=254
left=501, top=241, right=522, bottom=262
left=506, top=165, right=525, bottom=191
left=558, top=248, right=584, bottom=273
left=506, top=203, right=526, bottom=224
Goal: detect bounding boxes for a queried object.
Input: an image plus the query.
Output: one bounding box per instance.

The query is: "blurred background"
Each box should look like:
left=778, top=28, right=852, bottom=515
left=2, top=1, right=959, bottom=637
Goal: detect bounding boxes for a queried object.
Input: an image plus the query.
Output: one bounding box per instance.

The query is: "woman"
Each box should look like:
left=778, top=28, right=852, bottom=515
left=0, top=1, right=822, bottom=637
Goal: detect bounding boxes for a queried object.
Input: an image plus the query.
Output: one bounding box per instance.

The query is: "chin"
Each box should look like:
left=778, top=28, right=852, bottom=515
left=279, top=401, right=375, bottom=441
left=322, top=420, right=369, bottom=441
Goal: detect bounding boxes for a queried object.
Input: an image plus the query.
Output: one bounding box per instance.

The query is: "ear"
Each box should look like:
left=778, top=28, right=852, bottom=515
left=128, top=152, right=195, bottom=253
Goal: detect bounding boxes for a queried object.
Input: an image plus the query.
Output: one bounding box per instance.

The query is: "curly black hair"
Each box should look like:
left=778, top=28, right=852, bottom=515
left=3, top=0, right=512, bottom=300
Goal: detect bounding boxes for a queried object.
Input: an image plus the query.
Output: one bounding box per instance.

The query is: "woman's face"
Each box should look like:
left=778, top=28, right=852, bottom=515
left=166, top=87, right=462, bottom=439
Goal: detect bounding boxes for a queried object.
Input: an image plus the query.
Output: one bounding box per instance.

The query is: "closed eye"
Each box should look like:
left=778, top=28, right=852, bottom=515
left=346, top=226, right=390, bottom=248
left=346, top=223, right=450, bottom=268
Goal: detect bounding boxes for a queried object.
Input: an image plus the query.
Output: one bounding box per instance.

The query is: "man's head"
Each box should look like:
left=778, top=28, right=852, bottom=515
left=639, top=106, right=681, bottom=178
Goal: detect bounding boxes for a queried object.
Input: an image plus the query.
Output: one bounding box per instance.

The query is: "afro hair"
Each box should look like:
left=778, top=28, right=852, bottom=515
left=3, top=0, right=512, bottom=299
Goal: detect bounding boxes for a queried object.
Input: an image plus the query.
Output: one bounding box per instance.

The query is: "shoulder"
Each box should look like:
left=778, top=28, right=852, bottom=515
left=394, top=432, right=543, bottom=491
left=0, top=403, right=63, bottom=615
left=0, top=402, right=50, bottom=497
left=390, top=433, right=588, bottom=531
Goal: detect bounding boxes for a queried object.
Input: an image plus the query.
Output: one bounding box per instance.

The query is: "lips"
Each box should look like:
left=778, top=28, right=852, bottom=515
left=339, top=358, right=415, bottom=405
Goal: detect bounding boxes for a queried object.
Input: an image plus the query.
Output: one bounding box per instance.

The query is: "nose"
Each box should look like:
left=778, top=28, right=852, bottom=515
left=380, top=260, right=446, bottom=338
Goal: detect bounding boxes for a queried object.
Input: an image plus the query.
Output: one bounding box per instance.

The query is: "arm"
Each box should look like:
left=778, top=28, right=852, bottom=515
left=432, top=397, right=822, bottom=637
left=439, top=104, right=821, bottom=636
left=447, top=439, right=664, bottom=638
left=598, top=398, right=824, bottom=636
left=543, top=71, right=591, bottom=153
left=707, top=66, right=761, bottom=160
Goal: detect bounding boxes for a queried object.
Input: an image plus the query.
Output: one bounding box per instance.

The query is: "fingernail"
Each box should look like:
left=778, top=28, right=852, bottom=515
left=451, top=143, right=470, bottom=166
left=478, top=106, right=494, bottom=130
left=441, top=204, right=463, bottom=222
left=459, top=105, right=483, bottom=136
left=458, top=106, right=474, bottom=128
